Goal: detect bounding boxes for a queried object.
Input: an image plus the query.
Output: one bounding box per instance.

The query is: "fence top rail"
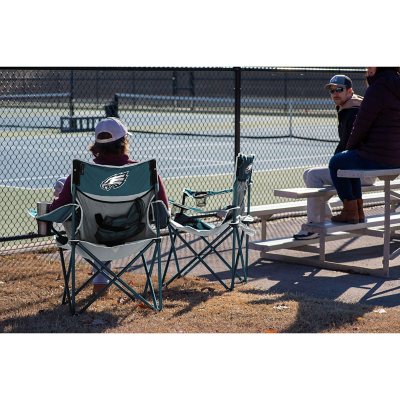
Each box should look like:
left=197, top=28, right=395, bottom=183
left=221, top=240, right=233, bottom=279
left=338, top=169, right=400, bottom=179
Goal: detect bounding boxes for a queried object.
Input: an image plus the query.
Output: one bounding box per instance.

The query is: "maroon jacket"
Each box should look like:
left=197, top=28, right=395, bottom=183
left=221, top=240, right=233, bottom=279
left=346, top=70, right=400, bottom=166
left=49, top=154, right=168, bottom=211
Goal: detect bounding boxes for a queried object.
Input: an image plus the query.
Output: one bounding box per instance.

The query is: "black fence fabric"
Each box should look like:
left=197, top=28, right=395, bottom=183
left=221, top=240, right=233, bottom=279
left=0, top=67, right=367, bottom=247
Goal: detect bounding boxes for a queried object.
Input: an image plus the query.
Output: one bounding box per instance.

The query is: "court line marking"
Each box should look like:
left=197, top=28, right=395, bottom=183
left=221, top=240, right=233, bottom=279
left=0, top=185, right=51, bottom=190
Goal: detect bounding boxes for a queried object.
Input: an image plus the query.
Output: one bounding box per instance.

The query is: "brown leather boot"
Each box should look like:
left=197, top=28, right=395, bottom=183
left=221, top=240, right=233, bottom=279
left=331, top=199, right=360, bottom=224
left=357, top=199, right=365, bottom=223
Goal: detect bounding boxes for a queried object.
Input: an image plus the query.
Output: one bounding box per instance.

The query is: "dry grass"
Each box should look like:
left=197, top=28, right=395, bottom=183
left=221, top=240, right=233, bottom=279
left=1, top=253, right=400, bottom=333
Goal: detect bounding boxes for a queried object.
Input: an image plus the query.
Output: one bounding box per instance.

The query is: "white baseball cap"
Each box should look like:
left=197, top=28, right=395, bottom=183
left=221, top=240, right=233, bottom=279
left=95, top=117, right=131, bottom=143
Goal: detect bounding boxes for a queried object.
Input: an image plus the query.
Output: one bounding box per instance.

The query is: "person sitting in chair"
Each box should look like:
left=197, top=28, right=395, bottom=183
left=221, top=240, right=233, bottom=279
left=49, top=117, right=169, bottom=294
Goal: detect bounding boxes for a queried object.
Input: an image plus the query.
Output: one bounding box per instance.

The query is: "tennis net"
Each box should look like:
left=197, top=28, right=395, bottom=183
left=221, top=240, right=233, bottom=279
left=115, top=93, right=338, bottom=141
left=0, top=92, right=71, bottom=107
left=0, top=92, right=72, bottom=129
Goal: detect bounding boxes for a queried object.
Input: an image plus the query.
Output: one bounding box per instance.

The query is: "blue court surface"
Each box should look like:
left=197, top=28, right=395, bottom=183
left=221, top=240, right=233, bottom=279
left=0, top=132, right=336, bottom=189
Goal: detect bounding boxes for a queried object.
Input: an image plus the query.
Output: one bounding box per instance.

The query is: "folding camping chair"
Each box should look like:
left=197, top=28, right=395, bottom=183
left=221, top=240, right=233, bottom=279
left=163, top=153, right=255, bottom=290
left=33, top=159, right=167, bottom=314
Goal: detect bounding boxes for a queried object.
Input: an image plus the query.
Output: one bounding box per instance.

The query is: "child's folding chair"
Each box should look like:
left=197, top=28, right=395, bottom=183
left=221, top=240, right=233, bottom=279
left=164, top=153, right=255, bottom=290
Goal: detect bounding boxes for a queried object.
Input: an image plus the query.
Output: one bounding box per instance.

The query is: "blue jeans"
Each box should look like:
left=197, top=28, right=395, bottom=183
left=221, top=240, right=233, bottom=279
left=329, top=150, right=399, bottom=201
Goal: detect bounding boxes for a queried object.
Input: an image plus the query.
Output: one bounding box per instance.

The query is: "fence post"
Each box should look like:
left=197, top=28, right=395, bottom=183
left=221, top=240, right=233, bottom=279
left=69, top=70, right=75, bottom=118
left=234, top=67, right=241, bottom=158
left=69, top=70, right=76, bottom=130
left=289, top=100, right=293, bottom=137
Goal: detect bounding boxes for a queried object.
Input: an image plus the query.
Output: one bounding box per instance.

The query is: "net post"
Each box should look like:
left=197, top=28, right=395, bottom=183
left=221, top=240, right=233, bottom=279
left=114, top=94, right=119, bottom=109
left=234, top=67, right=241, bottom=158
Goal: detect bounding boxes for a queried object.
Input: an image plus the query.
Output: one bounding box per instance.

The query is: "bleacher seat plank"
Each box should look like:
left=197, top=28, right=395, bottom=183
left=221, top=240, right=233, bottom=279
left=249, top=232, right=352, bottom=252
left=303, top=213, right=400, bottom=235
left=248, top=190, right=400, bottom=241
left=274, top=179, right=400, bottom=200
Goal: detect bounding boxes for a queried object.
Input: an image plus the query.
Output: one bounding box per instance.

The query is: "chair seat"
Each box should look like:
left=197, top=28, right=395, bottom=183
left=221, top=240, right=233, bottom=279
left=169, top=219, right=232, bottom=237
left=74, top=237, right=157, bottom=262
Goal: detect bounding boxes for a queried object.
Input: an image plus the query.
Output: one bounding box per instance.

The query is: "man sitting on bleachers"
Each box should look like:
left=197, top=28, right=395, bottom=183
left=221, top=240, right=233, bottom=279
left=293, top=75, right=375, bottom=240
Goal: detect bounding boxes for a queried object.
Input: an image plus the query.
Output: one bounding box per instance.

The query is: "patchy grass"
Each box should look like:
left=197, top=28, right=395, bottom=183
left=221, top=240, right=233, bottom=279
left=1, top=253, right=400, bottom=333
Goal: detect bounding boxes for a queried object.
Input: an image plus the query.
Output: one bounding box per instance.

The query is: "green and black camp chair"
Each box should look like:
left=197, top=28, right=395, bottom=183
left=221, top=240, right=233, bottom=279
left=32, top=159, right=167, bottom=314
left=164, top=153, right=255, bottom=290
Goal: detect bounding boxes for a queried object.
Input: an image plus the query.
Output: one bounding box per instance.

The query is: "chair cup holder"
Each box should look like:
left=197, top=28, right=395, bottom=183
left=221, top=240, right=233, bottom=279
left=37, top=201, right=51, bottom=236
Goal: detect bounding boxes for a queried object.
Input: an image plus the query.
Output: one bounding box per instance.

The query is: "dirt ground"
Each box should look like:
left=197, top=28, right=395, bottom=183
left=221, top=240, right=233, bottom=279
left=1, top=253, right=400, bottom=333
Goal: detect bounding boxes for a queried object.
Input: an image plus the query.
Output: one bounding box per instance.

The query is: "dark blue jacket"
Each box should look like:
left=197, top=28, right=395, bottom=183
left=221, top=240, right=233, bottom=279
left=335, top=94, right=363, bottom=154
left=346, top=70, right=400, bottom=166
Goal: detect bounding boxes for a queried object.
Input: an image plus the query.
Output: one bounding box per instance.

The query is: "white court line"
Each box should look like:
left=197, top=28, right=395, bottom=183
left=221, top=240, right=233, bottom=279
left=0, top=185, right=51, bottom=190
left=0, top=174, right=61, bottom=183
left=138, top=141, right=232, bottom=151
left=0, top=176, right=60, bottom=189
left=255, top=152, right=333, bottom=163
left=162, top=162, right=232, bottom=172
left=160, top=151, right=333, bottom=168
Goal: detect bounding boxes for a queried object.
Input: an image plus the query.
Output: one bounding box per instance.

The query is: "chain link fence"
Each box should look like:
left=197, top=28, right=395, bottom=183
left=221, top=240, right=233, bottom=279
left=0, top=67, right=367, bottom=252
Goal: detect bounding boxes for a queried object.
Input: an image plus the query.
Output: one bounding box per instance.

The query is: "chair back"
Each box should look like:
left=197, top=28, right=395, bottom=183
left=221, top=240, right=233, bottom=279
left=71, top=159, right=159, bottom=245
left=232, top=153, right=254, bottom=218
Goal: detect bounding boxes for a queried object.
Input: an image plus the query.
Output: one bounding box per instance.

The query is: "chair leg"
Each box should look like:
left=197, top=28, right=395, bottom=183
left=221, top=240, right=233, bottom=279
left=236, top=229, right=248, bottom=282
left=164, top=231, right=230, bottom=290
left=141, top=252, right=158, bottom=307
left=156, top=239, right=163, bottom=311
left=59, top=248, right=73, bottom=313
left=167, top=229, right=229, bottom=278
left=162, top=228, right=180, bottom=284
left=165, top=226, right=245, bottom=290
left=229, top=227, right=247, bottom=290
left=244, top=233, right=249, bottom=281
left=72, top=241, right=161, bottom=313
left=181, top=230, right=233, bottom=277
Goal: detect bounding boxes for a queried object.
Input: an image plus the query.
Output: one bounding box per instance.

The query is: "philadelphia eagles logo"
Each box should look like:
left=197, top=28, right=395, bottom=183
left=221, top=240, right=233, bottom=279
left=100, top=171, right=129, bottom=191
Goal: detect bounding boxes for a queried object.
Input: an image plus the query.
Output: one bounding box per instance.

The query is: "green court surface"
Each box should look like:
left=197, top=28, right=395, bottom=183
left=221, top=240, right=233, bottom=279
left=164, top=167, right=306, bottom=207
left=0, top=186, right=53, bottom=238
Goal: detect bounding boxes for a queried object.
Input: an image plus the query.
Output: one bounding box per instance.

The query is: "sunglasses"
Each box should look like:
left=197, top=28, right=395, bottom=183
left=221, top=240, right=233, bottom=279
left=329, top=87, right=345, bottom=94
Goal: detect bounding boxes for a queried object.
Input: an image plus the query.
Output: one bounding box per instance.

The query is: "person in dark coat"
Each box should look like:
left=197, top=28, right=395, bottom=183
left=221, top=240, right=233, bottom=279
left=329, top=67, right=400, bottom=223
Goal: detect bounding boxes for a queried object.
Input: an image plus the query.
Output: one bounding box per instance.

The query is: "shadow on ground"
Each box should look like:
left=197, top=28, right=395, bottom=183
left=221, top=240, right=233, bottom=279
left=0, top=305, right=120, bottom=333
left=245, top=259, right=400, bottom=308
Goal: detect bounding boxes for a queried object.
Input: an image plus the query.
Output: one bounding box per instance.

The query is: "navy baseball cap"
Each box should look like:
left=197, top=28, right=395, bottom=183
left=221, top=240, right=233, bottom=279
left=324, top=75, right=352, bottom=90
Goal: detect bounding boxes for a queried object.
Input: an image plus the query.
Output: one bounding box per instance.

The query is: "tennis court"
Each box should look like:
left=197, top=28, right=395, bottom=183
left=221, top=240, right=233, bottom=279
left=0, top=119, right=336, bottom=240
left=0, top=119, right=336, bottom=189
left=2, top=66, right=354, bottom=240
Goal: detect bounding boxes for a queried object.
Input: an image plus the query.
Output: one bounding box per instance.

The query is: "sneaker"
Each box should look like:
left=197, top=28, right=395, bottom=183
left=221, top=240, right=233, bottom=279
left=293, top=230, right=319, bottom=240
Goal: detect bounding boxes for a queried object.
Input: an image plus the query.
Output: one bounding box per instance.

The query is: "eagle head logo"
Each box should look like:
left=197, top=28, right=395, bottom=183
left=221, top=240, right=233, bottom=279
left=100, top=171, right=129, bottom=191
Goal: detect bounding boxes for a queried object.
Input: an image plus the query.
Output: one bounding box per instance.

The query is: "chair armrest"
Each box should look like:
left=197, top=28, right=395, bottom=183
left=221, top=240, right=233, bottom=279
left=152, top=200, right=170, bottom=229
left=169, top=199, right=206, bottom=214
left=170, top=200, right=239, bottom=219
left=35, top=203, right=79, bottom=223
left=182, top=187, right=233, bottom=207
